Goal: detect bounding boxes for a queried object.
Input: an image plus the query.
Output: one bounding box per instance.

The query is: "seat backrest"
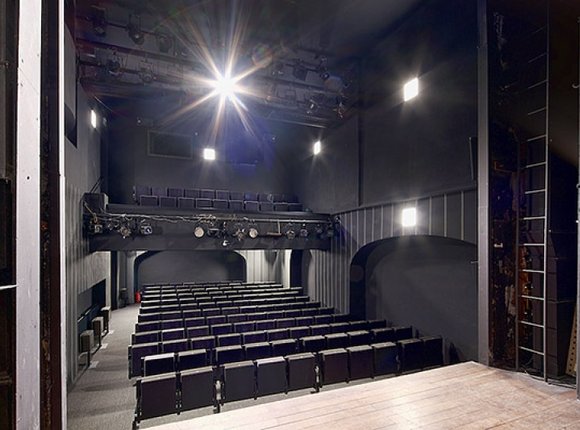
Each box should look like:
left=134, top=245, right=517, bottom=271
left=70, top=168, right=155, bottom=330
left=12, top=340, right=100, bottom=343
left=137, top=373, right=177, bottom=420
left=180, top=366, right=215, bottom=411
left=143, top=352, right=175, bottom=377
left=177, top=349, right=208, bottom=372
left=222, top=360, right=256, bottom=402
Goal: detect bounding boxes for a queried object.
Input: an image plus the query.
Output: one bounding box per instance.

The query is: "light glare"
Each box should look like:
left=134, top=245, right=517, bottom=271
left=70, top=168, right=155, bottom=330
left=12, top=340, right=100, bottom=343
left=403, top=78, right=419, bottom=101
left=212, top=74, right=237, bottom=99
left=90, top=109, right=98, bottom=129
left=203, top=147, right=216, bottom=161
left=402, top=207, right=417, bottom=227
left=313, top=140, right=321, bottom=155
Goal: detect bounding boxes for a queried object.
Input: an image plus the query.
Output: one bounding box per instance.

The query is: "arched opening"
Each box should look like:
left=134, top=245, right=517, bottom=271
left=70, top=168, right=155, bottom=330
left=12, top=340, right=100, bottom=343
left=134, top=250, right=246, bottom=290
left=350, top=235, right=478, bottom=362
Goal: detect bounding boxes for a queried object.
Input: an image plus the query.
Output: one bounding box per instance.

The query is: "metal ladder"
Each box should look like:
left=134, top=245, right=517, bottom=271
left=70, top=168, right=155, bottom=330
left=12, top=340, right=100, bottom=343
left=515, top=5, right=550, bottom=381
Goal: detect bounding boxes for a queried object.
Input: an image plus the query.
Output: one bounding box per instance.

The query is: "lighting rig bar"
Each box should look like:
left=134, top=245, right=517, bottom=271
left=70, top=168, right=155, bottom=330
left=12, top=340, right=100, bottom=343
left=83, top=193, right=337, bottom=252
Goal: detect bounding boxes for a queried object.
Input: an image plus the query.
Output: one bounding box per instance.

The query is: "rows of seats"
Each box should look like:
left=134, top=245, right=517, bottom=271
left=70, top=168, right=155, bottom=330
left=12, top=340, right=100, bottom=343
left=133, top=336, right=443, bottom=426
left=133, top=185, right=303, bottom=212
left=137, top=323, right=417, bottom=377
left=130, top=281, right=444, bottom=428
left=129, top=318, right=403, bottom=377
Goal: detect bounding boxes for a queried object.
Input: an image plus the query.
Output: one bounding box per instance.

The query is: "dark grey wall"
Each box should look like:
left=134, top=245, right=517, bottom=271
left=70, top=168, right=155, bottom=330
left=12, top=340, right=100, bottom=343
left=136, top=250, right=246, bottom=288
left=361, top=0, right=478, bottom=204
left=65, top=28, right=110, bottom=387
left=290, top=0, right=478, bottom=214
left=107, top=117, right=293, bottom=204
left=290, top=115, right=359, bottom=213
left=364, top=236, right=478, bottom=361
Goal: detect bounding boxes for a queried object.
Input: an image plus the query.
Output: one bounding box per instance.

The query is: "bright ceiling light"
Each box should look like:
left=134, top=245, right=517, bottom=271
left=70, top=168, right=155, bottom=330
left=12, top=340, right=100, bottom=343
left=203, top=147, right=216, bottom=161
left=402, top=207, right=417, bottom=227
left=212, top=74, right=237, bottom=99
left=403, top=77, right=419, bottom=102
left=313, top=140, right=321, bottom=155
left=90, top=110, right=98, bottom=129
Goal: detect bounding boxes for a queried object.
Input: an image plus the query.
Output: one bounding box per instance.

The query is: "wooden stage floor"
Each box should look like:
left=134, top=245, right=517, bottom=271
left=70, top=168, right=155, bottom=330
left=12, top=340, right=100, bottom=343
left=149, top=362, right=580, bottom=430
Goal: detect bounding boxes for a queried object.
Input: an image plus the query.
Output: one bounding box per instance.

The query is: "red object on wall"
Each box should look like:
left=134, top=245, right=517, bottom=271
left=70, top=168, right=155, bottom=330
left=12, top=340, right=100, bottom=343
left=135, top=291, right=141, bottom=303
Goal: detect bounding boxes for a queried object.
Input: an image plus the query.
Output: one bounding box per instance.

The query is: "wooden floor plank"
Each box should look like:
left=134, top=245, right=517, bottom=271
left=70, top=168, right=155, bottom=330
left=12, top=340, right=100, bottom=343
left=149, top=362, right=580, bottom=430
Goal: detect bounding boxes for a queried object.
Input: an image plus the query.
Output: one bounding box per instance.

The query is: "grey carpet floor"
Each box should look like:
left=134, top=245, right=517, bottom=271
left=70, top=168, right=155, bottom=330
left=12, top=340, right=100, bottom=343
left=66, top=304, right=390, bottom=430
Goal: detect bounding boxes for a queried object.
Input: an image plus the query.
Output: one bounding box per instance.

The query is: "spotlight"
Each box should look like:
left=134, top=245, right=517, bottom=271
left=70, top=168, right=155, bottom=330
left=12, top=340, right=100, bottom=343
left=90, top=110, right=98, bottom=129
left=248, top=227, right=259, bottom=239
left=139, top=61, right=155, bottom=84
left=403, top=77, right=419, bottom=102
left=193, top=226, right=205, bottom=238
left=118, top=224, right=132, bottom=239
left=222, top=239, right=230, bottom=247
left=402, top=207, right=417, bottom=227
left=91, top=6, right=107, bottom=37
left=139, top=223, right=153, bottom=235
left=316, top=56, right=330, bottom=80
left=106, top=52, right=122, bottom=77
left=127, top=15, right=145, bottom=45
left=211, top=74, right=237, bottom=99
left=89, top=221, right=103, bottom=234
left=315, top=225, right=324, bottom=237
left=156, top=31, right=173, bottom=53
left=313, top=140, right=321, bottom=155
left=231, top=224, right=246, bottom=241
left=307, top=93, right=324, bottom=115
left=286, top=229, right=296, bottom=240
left=299, top=226, right=309, bottom=238
left=203, top=148, right=216, bottom=161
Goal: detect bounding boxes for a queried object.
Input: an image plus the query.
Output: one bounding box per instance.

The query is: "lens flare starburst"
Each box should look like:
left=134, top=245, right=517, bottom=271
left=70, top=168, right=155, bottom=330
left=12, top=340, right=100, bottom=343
left=159, top=2, right=267, bottom=147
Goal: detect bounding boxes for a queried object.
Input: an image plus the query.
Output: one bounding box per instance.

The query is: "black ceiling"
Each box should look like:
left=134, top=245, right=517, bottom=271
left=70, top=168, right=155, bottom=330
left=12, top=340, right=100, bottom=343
left=74, top=0, right=421, bottom=129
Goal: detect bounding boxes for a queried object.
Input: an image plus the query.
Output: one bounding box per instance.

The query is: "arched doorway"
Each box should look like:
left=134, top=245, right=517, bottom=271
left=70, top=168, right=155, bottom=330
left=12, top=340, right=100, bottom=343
left=350, top=235, right=478, bottom=361
left=134, top=250, right=246, bottom=290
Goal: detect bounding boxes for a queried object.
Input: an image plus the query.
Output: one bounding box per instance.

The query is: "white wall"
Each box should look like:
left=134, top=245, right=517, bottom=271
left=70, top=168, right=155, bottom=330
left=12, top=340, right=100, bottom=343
left=16, top=1, right=42, bottom=428
left=237, top=250, right=287, bottom=285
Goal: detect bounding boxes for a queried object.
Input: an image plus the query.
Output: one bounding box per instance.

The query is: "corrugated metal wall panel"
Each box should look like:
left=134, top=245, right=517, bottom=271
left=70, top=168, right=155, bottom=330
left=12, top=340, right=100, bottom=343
left=309, top=189, right=477, bottom=314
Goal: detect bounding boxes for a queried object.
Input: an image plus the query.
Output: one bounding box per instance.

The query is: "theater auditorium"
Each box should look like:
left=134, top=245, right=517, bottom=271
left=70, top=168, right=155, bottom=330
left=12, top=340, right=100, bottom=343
left=2, top=0, right=580, bottom=429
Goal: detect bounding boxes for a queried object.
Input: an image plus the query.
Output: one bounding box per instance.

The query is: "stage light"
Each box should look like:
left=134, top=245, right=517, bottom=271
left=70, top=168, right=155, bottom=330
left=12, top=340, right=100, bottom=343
left=402, top=207, right=417, bottom=227
left=139, top=223, right=153, bottom=235
left=127, top=15, right=145, bottom=45
left=286, top=229, right=296, bottom=240
left=106, top=52, right=122, bottom=77
left=248, top=227, right=259, bottom=239
left=313, top=140, right=321, bottom=155
left=203, top=148, right=216, bottom=161
left=193, top=226, right=205, bottom=238
left=299, top=226, right=309, bottom=238
left=211, top=74, right=237, bottom=99
left=156, top=31, right=173, bottom=53
left=91, top=6, right=107, bottom=37
left=138, top=61, right=155, bottom=84
left=404, top=77, right=419, bottom=101
left=118, top=224, right=132, bottom=239
left=90, top=110, right=98, bottom=129
left=89, top=221, right=103, bottom=234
